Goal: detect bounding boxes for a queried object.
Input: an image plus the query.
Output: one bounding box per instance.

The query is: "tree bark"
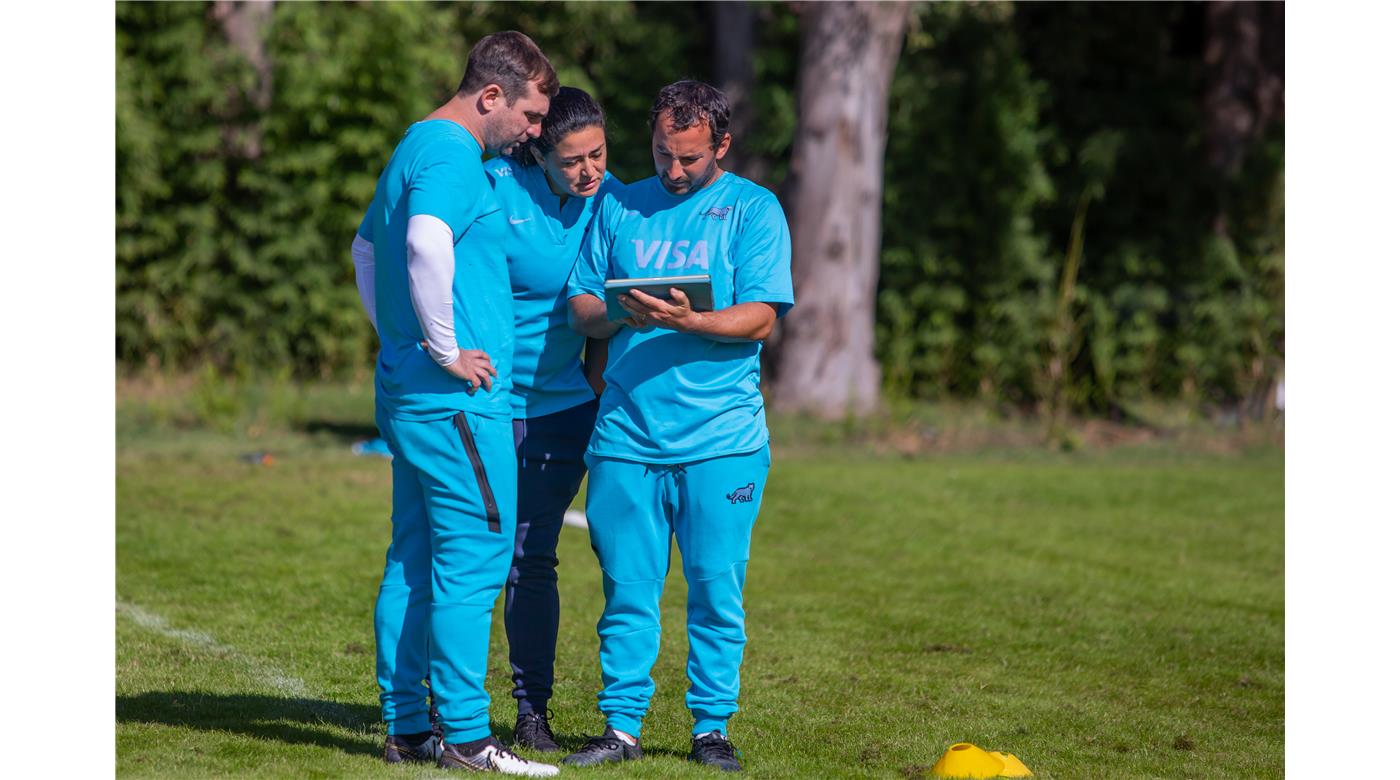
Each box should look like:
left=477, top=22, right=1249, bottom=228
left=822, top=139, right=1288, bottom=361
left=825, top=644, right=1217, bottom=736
left=212, top=0, right=275, bottom=158
left=770, top=1, right=909, bottom=418
left=1203, top=1, right=1284, bottom=230
left=711, top=1, right=765, bottom=183
left=213, top=0, right=274, bottom=106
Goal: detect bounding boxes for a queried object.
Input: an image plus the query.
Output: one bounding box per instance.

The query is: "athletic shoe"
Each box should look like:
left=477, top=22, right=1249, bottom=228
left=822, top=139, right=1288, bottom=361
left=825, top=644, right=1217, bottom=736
left=690, top=731, right=742, bottom=772
left=439, top=737, right=560, bottom=776
left=560, top=728, right=643, bottom=767
left=513, top=711, right=560, bottom=752
left=383, top=732, right=442, bottom=764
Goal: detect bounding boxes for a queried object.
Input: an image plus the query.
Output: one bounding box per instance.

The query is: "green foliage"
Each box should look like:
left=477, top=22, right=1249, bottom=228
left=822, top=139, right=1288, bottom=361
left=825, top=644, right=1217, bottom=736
left=116, top=2, right=1283, bottom=413
left=873, top=2, right=1283, bottom=411
left=117, top=2, right=256, bottom=371
left=880, top=3, right=1057, bottom=403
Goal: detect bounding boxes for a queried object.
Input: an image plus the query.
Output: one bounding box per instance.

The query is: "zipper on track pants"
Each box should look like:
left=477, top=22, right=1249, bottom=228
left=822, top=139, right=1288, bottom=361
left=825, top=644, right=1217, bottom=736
left=452, top=412, right=502, bottom=533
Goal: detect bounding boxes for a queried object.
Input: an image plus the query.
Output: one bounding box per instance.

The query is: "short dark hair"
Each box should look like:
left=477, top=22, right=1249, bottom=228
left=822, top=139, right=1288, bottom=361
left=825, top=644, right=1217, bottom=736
left=648, top=80, right=730, bottom=149
left=457, top=31, right=559, bottom=104
left=512, top=87, right=606, bottom=167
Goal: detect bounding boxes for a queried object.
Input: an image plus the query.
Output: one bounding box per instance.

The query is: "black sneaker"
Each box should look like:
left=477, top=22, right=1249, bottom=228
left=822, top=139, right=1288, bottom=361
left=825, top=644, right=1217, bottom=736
left=439, top=736, right=560, bottom=776
left=513, top=711, right=560, bottom=752
left=690, top=731, right=742, bottom=772
left=383, top=732, right=442, bottom=764
left=561, top=728, right=643, bottom=767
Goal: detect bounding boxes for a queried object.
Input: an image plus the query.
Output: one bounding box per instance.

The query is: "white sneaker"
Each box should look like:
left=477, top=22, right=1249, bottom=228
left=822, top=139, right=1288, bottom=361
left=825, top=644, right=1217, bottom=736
left=439, top=737, right=561, bottom=776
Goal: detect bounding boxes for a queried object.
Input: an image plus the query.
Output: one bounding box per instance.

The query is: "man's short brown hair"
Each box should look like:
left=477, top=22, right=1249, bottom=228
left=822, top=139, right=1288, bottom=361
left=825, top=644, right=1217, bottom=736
left=649, top=80, right=730, bottom=149
left=457, top=31, right=559, bottom=104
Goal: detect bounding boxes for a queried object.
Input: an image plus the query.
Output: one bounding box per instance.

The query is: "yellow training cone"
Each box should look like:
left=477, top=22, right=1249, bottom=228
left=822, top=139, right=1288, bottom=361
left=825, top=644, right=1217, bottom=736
left=989, top=751, right=1033, bottom=777
left=931, top=743, right=1005, bottom=778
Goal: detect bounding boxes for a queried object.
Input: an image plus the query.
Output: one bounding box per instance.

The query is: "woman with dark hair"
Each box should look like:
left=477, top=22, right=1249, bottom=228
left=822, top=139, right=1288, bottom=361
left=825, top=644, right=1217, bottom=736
left=484, top=86, right=624, bottom=754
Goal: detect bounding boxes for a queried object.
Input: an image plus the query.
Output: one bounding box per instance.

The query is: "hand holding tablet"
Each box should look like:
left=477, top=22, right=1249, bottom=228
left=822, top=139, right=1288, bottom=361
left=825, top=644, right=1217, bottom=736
left=604, top=274, right=715, bottom=323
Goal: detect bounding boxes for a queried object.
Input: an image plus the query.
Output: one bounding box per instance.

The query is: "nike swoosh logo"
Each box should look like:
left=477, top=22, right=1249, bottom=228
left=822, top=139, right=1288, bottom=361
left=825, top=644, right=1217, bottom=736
left=509, top=217, right=532, bottom=224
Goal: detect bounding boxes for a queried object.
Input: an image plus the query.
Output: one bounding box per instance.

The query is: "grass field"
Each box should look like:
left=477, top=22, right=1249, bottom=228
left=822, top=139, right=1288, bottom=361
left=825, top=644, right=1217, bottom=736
left=116, top=382, right=1283, bottom=778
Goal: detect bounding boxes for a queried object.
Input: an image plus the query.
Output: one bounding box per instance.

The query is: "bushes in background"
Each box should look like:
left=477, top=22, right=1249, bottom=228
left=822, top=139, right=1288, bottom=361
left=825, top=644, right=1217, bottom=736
left=116, top=2, right=1282, bottom=413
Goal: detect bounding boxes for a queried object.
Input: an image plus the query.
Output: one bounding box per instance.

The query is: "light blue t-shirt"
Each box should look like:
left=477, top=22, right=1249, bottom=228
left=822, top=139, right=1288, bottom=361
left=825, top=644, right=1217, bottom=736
left=485, top=157, right=624, bottom=419
left=566, top=172, right=794, bottom=463
left=358, top=120, right=514, bottom=422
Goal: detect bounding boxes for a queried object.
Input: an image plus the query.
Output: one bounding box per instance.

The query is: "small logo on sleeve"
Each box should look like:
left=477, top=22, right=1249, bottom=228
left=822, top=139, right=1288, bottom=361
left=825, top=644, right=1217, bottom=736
left=726, top=482, right=755, bottom=503
left=701, top=206, right=732, bottom=220
left=509, top=216, right=532, bottom=225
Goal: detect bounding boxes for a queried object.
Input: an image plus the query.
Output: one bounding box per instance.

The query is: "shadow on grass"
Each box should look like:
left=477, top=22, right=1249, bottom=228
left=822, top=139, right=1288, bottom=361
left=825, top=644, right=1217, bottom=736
left=115, top=691, right=507, bottom=759
left=298, top=420, right=381, bottom=443
left=117, top=691, right=383, bottom=756
left=116, top=691, right=696, bottom=762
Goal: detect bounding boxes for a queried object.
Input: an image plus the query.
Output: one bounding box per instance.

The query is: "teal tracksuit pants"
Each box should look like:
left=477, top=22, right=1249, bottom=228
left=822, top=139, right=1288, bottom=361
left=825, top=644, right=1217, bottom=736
left=583, top=446, right=770, bottom=737
left=373, top=406, right=516, bottom=744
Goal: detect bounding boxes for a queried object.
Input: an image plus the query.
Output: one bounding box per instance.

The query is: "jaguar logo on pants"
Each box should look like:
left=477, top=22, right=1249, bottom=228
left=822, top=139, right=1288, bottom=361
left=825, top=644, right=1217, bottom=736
left=726, top=482, right=755, bottom=504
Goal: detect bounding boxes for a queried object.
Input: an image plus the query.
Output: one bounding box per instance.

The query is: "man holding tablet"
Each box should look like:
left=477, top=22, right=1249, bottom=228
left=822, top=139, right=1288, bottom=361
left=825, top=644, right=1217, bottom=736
left=562, top=80, right=794, bottom=772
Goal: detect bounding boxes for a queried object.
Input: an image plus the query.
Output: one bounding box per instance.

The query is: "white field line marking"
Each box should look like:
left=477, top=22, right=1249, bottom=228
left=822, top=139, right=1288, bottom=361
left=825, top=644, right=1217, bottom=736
left=563, top=509, right=588, bottom=529
left=117, top=600, right=312, bottom=699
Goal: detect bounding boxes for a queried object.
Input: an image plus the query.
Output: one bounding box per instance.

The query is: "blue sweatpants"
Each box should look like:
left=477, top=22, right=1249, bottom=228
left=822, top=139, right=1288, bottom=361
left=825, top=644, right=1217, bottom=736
left=583, top=446, right=771, bottom=737
left=506, top=398, right=598, bottom=716
left=373, top=406, right=517, bottom=744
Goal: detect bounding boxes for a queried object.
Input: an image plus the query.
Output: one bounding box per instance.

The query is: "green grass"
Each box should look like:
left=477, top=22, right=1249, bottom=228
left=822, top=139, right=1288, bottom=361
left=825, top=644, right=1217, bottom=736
left=117, top=384, right=1282, bottom=778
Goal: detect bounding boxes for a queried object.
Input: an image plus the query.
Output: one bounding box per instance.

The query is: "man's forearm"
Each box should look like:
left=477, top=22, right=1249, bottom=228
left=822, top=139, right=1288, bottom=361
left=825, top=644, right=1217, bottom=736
left=679, top=302, right=778, bottom=342
left=569, top=294, right=622, bottom=339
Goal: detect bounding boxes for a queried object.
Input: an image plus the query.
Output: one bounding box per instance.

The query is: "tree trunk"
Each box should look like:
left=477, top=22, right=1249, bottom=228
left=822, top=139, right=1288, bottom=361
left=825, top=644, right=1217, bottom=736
left=1203, top=0, right=1284, bottom=231
left=213, top=0, right=274, bottom=108
left=711, top=1, right=765, bottom=183
left=212, top=0, right=275, bottom=158
left=770, top=1, right=909, bottom=418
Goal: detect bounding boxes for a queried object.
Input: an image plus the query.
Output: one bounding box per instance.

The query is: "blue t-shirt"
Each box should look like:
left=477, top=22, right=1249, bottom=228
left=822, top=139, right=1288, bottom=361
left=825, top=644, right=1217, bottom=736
left=566, top=172, right=794, bottom=463
left=485, top=157, right=624, bottom=419
left=358, top=120, right=513, bottom=422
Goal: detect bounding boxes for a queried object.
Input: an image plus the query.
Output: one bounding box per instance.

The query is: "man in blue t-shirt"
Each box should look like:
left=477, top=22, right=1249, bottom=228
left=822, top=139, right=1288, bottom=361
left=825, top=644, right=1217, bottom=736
left=350, top=31, right=563, bottom=777
left=561, top=81, right=794, bottom=773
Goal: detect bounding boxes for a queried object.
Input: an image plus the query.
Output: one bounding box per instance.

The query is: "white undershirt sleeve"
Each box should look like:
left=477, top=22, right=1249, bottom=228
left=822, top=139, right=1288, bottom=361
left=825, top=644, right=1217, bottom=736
left=405, top=214, right=460, bottom=366
left=350, top=235, right=378, bottom=336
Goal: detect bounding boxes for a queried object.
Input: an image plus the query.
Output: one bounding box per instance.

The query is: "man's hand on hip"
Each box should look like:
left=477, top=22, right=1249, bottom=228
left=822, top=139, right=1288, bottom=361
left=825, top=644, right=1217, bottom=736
left=423, top=342, right=497, bottom=393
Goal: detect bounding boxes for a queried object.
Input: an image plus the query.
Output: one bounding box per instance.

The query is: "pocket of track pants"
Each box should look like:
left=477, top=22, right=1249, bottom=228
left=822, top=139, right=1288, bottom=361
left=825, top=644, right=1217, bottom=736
left=452, top=412, right=502, bottom=533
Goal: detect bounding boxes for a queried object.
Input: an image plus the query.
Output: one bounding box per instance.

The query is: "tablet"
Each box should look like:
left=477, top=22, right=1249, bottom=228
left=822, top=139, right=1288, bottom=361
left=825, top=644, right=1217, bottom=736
left=604, top=274, right=714, bottom=321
